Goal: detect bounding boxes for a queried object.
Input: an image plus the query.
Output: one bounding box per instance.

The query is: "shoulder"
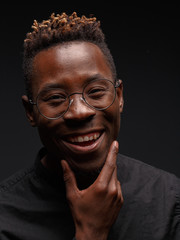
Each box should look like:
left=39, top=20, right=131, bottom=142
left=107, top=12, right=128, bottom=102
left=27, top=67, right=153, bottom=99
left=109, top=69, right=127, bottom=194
left=116, top=154, right=180, bottom=237
left=117, top=153, right=179, bottom=181
left=0, top=165, right=38, bottom=229
left=0, top=148, right=46, bottom=196
left=117, top=153, right=180, bottom=201
left=0, top=165, right=36, bottom=196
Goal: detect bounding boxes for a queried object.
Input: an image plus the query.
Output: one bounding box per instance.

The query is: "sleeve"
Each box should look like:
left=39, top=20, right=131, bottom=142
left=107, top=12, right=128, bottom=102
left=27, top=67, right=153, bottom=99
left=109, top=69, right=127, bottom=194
left=171, top=176, right=180, bottom=240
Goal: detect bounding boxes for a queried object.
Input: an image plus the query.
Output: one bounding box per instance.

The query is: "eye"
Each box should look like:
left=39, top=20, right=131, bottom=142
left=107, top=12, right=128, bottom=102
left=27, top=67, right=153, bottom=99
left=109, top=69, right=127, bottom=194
left=46, top=94, right=65, bottom=101
left=86, top=86, right=106, bottom=98
left=40, top=93, right=67, bottom=107
left=89, top=87, right=104, bottom=93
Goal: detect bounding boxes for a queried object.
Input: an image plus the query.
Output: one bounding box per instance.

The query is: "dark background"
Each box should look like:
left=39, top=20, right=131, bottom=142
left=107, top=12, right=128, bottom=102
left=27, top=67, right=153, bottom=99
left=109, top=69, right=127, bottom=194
left=0, top=3, right=179, bottom=181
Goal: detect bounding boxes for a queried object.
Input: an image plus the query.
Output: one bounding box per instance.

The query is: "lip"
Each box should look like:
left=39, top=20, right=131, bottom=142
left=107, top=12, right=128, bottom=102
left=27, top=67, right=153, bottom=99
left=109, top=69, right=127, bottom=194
left=60, top=130, right=105, bottom=154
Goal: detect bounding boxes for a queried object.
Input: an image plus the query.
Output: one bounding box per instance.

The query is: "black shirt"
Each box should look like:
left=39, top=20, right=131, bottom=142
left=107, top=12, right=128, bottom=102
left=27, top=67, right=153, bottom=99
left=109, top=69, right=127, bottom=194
left=0, top=148, right=179, bottom=240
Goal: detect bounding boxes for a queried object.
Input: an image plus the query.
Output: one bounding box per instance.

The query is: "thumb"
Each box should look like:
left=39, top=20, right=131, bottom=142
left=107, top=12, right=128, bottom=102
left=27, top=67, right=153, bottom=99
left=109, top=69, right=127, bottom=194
left=61, top=160, right=78, bottom=198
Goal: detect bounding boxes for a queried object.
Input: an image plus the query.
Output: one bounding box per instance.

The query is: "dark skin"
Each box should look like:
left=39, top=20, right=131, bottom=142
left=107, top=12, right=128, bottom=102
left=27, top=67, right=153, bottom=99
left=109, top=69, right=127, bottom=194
left=22, top=41, right=124, bottom=240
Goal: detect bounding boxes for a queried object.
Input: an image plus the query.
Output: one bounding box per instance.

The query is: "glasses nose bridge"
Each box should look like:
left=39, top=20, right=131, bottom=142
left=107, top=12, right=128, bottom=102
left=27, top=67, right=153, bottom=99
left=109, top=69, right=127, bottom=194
left=68, top=91, right=85, bottom=106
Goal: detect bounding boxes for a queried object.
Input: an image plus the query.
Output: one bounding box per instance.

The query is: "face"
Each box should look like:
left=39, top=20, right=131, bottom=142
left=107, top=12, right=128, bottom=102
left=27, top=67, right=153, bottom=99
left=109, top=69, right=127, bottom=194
left=22, top=41, right=123, bottom=173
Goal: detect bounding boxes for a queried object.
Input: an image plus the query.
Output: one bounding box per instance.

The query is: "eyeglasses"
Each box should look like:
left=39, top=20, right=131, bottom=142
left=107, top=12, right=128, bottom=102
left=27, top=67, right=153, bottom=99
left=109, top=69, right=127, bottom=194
left=29, top=78, right=120, bottom=120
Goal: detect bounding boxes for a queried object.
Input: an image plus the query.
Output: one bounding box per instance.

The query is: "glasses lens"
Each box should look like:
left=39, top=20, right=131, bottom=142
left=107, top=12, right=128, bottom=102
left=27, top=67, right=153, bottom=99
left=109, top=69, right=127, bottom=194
left=83, top=79, right=115, bottom=110
left=37, top=89, right=69, bottom=119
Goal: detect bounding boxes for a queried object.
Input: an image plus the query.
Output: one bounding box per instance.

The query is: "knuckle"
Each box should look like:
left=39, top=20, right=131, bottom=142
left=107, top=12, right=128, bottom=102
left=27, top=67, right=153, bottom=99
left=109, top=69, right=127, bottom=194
left=117, top=193, right=124, bottom=207
left=116, top=181, right=123, bottom=204
left=117, top=192, right=123, bottom=202
left=112, top=142, right=119, bottom=155
left=95, top=182, right=108, bottom=194
left=109, top=187, right=118, bottom=197
left=112, top=147, right=118, bottom=155
left=66, top=188, right=77, bottom=201
left=118, top=196, right=124, bottom=209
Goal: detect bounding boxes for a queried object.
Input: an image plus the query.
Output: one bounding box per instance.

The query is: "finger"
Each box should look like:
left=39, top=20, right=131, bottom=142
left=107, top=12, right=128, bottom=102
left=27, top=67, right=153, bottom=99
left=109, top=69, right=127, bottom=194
left=117, top=181, right=123, bottom=207
left=61, top=160, right=78, bottom=199
left=108, top=165, right=118, bottom=191
left=97, top=140, right=119, bottom=186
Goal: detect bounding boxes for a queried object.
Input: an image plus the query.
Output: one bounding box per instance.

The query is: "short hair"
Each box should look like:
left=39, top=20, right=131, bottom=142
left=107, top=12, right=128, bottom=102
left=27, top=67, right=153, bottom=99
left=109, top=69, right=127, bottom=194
left=23, top=12, right=117, bottom=98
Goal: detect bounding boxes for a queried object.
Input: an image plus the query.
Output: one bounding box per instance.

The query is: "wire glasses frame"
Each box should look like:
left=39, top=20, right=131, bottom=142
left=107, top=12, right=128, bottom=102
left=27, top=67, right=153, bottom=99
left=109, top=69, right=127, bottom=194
left=29, top=78, right=121, bottom=120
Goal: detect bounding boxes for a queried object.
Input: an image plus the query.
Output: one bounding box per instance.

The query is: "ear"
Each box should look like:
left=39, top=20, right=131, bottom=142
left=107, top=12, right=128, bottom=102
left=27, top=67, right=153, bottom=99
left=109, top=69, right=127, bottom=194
left=21, top=95, right=37, bottom=127
left=116, top=79, right=124, bottom=113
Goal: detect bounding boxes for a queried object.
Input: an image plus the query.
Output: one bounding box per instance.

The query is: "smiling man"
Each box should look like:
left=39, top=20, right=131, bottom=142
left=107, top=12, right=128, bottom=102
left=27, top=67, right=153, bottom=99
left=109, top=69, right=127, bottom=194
left=0, top=12, right=179, bottom=240
left=27, top=41, right=122, bottom=177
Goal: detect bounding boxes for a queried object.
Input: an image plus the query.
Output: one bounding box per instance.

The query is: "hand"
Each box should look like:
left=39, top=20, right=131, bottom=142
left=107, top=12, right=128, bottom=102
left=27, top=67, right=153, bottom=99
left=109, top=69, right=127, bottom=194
left=61, top=141, right=123, bottom=240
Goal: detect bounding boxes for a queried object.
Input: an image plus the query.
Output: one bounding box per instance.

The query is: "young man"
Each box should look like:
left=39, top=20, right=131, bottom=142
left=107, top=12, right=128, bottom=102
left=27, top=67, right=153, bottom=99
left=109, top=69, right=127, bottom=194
left=0, top=12, right=179, bottom=240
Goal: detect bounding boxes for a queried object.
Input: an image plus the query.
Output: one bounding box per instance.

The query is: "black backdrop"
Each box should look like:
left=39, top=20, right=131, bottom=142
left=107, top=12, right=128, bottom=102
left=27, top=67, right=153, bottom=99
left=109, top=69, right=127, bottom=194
left=0, top=3, right=179, bottom=181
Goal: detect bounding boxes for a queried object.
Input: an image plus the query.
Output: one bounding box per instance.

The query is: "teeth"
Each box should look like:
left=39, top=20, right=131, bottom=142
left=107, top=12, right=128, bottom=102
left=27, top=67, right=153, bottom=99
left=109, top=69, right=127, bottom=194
left=84, top=136, right=89, bottom=142
left=68, top=132, right=101, bottom=143
left=77, top=136, right=83, bottom=142
left=89, top=136, right=93, bottom=141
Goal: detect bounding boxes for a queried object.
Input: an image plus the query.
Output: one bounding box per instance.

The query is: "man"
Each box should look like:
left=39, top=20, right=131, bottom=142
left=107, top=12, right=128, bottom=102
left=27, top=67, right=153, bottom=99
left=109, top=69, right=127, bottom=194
left=0, top=12, right=179, bottom=240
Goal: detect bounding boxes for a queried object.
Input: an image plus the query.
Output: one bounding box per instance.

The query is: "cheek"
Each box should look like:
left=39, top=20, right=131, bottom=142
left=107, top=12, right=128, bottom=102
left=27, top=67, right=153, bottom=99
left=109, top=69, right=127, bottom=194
left=104, top=102, right=121, bottom=138
left=36, top=118, right=60, bottom=147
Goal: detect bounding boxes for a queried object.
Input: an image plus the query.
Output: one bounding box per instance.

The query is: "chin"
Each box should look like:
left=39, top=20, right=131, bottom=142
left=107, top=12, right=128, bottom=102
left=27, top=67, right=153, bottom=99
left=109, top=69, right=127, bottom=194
left=66, top=151, right=105, bottom=171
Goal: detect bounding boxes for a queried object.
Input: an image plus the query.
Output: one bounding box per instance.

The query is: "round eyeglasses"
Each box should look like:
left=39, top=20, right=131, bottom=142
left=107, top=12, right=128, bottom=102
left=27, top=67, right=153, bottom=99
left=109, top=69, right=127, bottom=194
left=29, top=78, right=120, bottom=120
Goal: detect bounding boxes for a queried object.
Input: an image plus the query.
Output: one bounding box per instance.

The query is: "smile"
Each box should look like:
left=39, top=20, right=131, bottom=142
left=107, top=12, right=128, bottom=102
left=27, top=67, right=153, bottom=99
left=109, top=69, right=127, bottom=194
left=67, top=132, right=101, bottom=144
left=61, top=131, right=104, bottom=153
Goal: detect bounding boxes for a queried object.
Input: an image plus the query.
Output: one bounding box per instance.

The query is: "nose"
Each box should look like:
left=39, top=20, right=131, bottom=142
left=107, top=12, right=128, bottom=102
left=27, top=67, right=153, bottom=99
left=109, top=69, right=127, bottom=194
left=63, top=93, right=96, bottom=121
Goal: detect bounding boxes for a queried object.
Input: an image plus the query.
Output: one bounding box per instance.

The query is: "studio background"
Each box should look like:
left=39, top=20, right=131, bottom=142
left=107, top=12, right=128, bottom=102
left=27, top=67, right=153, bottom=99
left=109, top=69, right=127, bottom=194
left=0, top=3, right=179, bottom=181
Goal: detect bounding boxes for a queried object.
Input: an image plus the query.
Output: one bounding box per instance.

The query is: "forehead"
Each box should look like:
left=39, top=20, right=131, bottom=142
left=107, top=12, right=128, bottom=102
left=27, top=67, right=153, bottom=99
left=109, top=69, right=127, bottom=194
left=31, top=41, right=113, bottom=95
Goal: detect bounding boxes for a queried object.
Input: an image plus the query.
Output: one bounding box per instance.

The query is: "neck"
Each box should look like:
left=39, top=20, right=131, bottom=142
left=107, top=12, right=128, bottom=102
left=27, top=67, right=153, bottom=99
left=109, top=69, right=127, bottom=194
left=72, top=166, right=101, bottom=190
left=41, top=152, right=63, bottom=177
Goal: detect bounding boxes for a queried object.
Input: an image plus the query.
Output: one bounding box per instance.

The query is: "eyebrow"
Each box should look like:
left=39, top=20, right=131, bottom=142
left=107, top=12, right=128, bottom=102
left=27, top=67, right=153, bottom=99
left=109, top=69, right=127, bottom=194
left=84, top=73, right=108, bottom=84
left=40, top=83, right=64, bottom=92
left=39, top=73, right=108, bottom=93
